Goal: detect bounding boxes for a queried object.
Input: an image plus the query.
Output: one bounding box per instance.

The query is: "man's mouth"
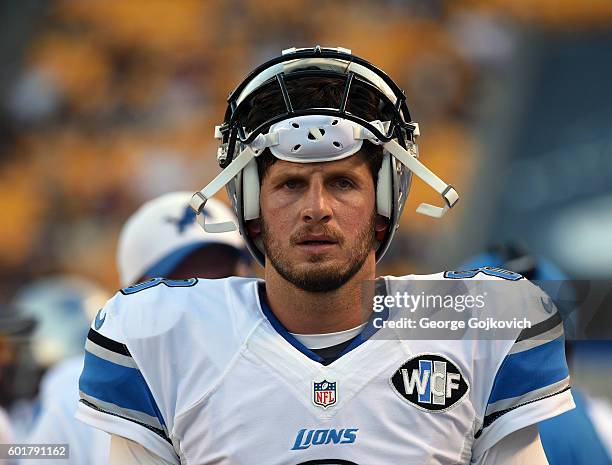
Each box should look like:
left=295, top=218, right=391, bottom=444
left=296, top=235, right=339, bottom=249
left=298, top=235, right=337, bottom=244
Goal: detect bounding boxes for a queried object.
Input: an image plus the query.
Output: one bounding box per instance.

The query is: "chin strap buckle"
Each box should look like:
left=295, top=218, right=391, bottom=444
left=190, top=145, right=265, bottom=233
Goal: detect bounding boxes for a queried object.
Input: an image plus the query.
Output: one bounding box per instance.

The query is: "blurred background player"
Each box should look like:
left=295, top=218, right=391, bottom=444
left=17, top=192, right=248, bottom=465
left=0, top=304, right=37, bottom=445
left=116, top=191, right=251, bottom=284
left=459, top=243, right=612, bottom=465
left=9, top=276, right=109, bottom=465
left=9, top=276, right=108, bottom=442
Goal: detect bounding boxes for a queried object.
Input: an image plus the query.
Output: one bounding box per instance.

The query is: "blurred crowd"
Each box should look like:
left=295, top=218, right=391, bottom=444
left=2, top=0, right=611, bottom=298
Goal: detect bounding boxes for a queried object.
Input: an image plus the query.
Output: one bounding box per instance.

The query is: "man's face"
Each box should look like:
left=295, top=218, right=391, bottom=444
left=259, top=154, right=377, bottom=292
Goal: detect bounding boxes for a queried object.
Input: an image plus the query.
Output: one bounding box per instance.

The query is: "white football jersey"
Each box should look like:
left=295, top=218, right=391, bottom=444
left=76, top=273, right=573, bottom=464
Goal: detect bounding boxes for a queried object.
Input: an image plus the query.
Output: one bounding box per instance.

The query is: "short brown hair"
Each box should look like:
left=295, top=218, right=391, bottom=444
left=243, top=76, right=385, bottom=183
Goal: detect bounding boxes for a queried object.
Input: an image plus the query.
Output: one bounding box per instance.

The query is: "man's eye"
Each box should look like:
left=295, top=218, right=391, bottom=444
left=334, top=178, right=354, bottom=189
left=284, top=179, right=301, bottom=189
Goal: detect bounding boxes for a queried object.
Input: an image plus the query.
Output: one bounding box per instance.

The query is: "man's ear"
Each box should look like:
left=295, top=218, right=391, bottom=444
left=246, top=219, right=261, bottom=237
left=374, top=215, right=389, bottom=242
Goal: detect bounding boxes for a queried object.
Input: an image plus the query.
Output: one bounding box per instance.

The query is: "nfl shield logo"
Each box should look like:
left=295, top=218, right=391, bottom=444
left=312, top=380, right=337, bottom=409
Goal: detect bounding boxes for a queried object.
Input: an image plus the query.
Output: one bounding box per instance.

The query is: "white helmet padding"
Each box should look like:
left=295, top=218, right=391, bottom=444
left=189, top=46, right=459, bottom=266
left=242, top=156, right=260, bottom=221
left=266, top=115, right=365, bottom=162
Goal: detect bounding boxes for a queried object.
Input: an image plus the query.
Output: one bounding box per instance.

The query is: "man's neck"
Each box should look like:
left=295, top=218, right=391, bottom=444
left=263, top=256, right=376, bottom=334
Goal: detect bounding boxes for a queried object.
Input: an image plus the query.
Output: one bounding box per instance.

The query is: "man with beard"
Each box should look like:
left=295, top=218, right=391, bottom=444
left=77, top=47, right=573, bottom=465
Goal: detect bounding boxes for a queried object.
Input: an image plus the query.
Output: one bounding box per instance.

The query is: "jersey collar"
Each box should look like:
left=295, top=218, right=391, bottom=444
left=256, top=282, right=390, bottom=365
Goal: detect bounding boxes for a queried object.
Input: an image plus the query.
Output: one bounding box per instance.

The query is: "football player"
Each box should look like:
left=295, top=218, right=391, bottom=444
left=13, top=276, right=110, bottom=464
left=8, top=275, right=109, bottom=444
left=77, top=47, right=573, bottom=464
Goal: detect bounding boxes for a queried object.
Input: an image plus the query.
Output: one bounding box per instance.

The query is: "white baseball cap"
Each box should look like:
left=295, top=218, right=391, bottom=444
left=117, top=191, right=246, bottom=286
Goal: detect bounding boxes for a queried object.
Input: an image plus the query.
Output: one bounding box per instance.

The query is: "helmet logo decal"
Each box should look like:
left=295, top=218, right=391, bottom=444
left=165, top=205, right=206, bottom=234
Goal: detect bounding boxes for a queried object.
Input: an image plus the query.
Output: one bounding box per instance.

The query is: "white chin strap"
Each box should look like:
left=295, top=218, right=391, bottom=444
left=190, top=115, right=459, bottom=232
left=382, top=139, right=459, bottom=218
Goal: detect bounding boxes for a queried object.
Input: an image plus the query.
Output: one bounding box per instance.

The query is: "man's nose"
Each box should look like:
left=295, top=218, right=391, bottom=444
left=301, top=180, right=332, bottom=224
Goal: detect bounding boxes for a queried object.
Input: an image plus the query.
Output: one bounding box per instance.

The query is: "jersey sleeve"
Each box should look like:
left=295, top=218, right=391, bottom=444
left=75, top=292, right=180, bottom=465
left=472, top=283, right=575, bottom=459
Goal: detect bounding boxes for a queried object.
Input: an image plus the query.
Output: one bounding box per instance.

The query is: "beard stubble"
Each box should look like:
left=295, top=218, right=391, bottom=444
left=261, top=213, right=376, bottom=293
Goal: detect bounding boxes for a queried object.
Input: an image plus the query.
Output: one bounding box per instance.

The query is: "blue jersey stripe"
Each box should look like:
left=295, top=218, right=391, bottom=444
left=488, top=337, right=569, bottom=404
left=80, top=351, right=165, bottom=426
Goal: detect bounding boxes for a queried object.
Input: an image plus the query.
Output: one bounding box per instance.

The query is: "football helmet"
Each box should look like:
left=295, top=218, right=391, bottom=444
left=191, top=46, right=459, bottom=265
left=117, top=192, right=247, bottom=286
left=12, top=276, right=109, bottom=369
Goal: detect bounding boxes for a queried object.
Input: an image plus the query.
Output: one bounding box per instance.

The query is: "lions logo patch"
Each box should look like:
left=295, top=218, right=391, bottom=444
left=390, top=354, right=469, bottom=412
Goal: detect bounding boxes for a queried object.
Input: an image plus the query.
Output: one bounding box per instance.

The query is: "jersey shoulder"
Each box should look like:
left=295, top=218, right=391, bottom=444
left=383, top=271, right=572, bottom=458
left=99, top=276, right=262, bottom=342
left=92, top=276, right=264, bottom=385
left=77, top=277, right=264, bottom=463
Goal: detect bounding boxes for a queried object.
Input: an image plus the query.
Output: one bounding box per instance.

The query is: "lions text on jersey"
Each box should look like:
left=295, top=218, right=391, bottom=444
left=76, top=274, right=573, bottom=464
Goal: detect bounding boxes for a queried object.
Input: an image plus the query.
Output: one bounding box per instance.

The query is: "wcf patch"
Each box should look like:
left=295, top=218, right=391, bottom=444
left=390, top=353, right=469, bottom=412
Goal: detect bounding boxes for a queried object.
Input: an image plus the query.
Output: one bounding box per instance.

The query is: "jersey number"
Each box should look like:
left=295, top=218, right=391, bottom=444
left=444, top=266, right=522, bottom=281
left=120, top=277, right=198, bottom=295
